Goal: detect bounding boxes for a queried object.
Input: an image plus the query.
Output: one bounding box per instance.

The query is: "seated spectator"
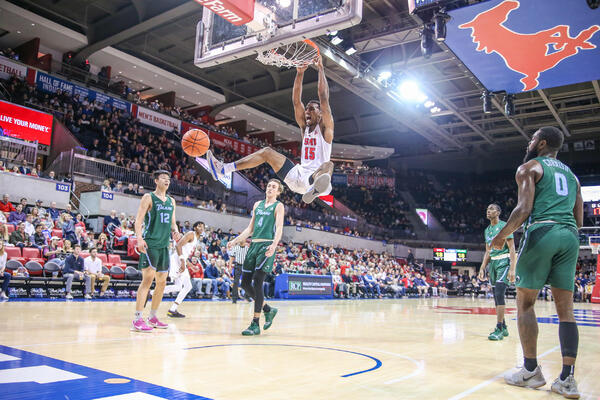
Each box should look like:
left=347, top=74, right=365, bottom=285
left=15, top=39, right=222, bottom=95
left=204, top=258, right=227, bottom=298
left=413, top=273, right=429, bottom=297
left=31, top=224, right=48, bottom=250
left=95, top=233, right=110, bottom=253
left=63, top=244, right=91, bottom=300
left=84, top=247, right=110, bottom=296
left=101, top=179, right=112, bottom=192
left=103, top=209, right=120, bottom=232
left=64, top=204, right=76, bottom=218
left=47, top=201, right=61, bottom=221
left=75, top=213, right=86, bottom=231
left=74, top=226, right=92, bottom=250
left=0, top=241, right=9, bottom=301
left=61, top=213, right=77, bottom=244
left=34, top=200, right=47, bottom=219
left=8, top=204, right=26, bottom=226
left=46, top=171, right=57, bottom=180
left=9, top=222, right=31, bottom=249
left=0, top=214, right=8, bottom=243
left=0, top=194, right=16, bottom=213
left=182, top=196, right=194, bottom=207
left=181, top=221, right=192, bottom=233
left=18, top=160, right=30, bottom=175
left=113, top=181, right=124, bottom=193
left=44, top=236, right=65, bottom=266
left=124, top=183, right=136, bottom=195
left=24, top=214, right=35, bottom=237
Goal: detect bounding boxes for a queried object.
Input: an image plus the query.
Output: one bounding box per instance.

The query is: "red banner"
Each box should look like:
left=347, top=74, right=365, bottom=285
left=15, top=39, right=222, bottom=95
left=181, top=121, right=260, bottom=156
left=193, top=0, right=254, bottom=26
left=0, top=100, right=53, bottom=145
left=346, top=173, right=395, bottom=189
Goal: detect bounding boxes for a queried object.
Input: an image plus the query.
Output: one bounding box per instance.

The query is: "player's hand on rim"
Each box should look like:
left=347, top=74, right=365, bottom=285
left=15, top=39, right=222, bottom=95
left=297, top=64, right=309, bottom=73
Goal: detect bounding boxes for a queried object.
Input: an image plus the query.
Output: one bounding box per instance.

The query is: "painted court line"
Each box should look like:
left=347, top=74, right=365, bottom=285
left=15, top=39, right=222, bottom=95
left=185, top=343, right=382, bottom=378
left=447, top=345, right=560, bottom=400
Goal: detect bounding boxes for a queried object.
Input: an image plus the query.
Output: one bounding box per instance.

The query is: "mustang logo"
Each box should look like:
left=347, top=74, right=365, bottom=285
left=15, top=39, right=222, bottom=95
left=459, top=0, right=600, bottom=91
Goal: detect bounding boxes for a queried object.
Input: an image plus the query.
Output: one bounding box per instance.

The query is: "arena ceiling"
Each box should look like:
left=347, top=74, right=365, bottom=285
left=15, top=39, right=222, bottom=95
left=11, top=0, right=600, bottom=160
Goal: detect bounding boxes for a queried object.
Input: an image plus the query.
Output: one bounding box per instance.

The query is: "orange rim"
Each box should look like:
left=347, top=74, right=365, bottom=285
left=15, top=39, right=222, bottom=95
left=303, top=39, right=320, bottom=55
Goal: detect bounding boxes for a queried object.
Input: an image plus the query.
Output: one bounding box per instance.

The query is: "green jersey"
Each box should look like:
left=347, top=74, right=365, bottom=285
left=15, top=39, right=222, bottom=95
left=526, top=156, right=578, bottom=230
left=485, top=220, right=513, bottom=257
left=142, top=192, right=174, bottom=249
left=252, top=200, right=279, bottom=240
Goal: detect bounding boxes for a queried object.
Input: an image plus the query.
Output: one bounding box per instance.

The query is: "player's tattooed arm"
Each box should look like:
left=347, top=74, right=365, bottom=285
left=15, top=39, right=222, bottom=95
left=573, top=178, right=583, bottom=229
left=314, top=55, right=334, bottom=144
left=491, top=161, right=539, bottom=249
left=293, top=65, right=307, bottom=134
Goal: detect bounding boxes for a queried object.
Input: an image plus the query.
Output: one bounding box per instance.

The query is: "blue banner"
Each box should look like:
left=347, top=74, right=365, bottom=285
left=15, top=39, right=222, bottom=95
left=55, top=182, right=70, bottom=192
left=446, top=0, right=600, bottom=93
left=36, top=71, right=131, bottom=112
left=101, top=191, right=114, bottom=200
left=331, top=173, right=348, bottom=186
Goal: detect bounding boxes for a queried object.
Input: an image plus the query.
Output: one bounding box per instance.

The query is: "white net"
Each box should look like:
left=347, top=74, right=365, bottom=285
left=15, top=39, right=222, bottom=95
left=590, top=236, right=600, bottom=254
left=256, top=39, right=320, bottom=69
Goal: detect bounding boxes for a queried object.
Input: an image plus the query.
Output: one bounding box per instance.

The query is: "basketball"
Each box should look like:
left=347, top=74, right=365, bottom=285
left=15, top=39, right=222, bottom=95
left=182, top=129, right=210, bottom=157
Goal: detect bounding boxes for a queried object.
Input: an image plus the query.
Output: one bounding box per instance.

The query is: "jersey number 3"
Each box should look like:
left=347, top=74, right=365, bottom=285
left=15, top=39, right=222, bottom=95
left=554, top=172, right=568, bottom=196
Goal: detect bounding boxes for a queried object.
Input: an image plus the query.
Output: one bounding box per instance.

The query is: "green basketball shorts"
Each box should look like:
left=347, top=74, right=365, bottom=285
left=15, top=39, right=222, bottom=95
left=516, top=223, right=579, bottom=291
left=489, top=258, right=510, bottom=285
left=138, top=247, right=170, bottom=272
left=242, top=241, right=275, bottom=274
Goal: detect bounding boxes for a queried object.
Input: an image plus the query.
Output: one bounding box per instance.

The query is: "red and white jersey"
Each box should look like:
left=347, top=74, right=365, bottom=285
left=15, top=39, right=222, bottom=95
left=301, top=124, right=331, bottom=172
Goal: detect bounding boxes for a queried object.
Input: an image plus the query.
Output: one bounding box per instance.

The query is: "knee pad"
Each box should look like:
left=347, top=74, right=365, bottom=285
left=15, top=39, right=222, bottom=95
left=494, top=282, right=507, bottom=306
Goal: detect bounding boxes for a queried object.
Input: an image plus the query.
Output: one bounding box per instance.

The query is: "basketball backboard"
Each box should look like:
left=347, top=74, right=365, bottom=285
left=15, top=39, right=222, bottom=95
left=194, top=0, right=362, bottom=67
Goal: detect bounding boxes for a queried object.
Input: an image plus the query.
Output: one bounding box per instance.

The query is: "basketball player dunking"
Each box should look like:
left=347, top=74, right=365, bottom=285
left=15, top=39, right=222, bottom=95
left=206, top=55, right=334, bottom=204
left=132, top=170, right=179, bottom=332
left=491, top=127, right=583, bottom=399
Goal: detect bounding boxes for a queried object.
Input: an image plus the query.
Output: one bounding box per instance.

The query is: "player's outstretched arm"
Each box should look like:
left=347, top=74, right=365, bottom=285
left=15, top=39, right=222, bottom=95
left=492, top=161, right=538, bottom=249
left=228, top=201, right=259, bottom=249
left=293, top=65, right=308, bottom=133
left=266, top=203, right=285, bottom=257
left=134, top=193, right=152, bottom=254
left=314, top=55, right=334, bottom=144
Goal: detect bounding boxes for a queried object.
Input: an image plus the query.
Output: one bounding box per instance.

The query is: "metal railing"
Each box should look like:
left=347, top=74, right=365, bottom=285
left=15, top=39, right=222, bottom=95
left=0, top=135, right=38, bottom=168
left=47, top=151, right=249, bottom=212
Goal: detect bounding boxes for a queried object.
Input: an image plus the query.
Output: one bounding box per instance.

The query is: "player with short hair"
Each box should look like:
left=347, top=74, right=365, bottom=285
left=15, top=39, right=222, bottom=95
left=132, top=170, right=178, bottom=332
left=159, top=221, right=205, bottom=318
left=491, top=126, right=583, bottom=398
left=478, top=203, right=517, bottom=340
left=227, top=179, right=284, bottom=335
left=206, top=55, right=333, bottom=204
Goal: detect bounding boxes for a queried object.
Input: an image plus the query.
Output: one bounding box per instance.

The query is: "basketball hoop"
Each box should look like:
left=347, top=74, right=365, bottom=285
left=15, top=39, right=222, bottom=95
left=256, top=39, right=320, bottom=68
left=590, top=236, right=600, bottom=255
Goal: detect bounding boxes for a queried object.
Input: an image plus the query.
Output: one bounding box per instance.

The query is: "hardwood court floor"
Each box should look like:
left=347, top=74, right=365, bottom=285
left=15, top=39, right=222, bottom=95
left=1, top=297, right=599, bottom=400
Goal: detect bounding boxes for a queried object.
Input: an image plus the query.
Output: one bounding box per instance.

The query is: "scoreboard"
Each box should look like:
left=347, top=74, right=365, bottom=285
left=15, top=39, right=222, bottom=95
left=433, top=248, right=467, bottom=262
left=585, top=202, right=600, bottom=218
left=582, top=185, right=600, bottom=219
